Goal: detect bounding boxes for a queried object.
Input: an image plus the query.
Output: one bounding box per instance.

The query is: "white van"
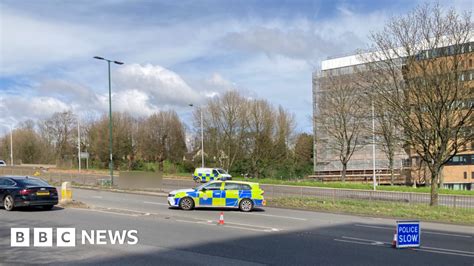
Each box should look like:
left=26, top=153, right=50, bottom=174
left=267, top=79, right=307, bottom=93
left=193, top=168, right=232, bottom=183
left=0, top=160, right=6, bottom=167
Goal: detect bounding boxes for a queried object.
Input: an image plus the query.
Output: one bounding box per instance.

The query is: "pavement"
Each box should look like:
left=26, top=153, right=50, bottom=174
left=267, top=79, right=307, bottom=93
left=0, top=187, right=473, bottom=265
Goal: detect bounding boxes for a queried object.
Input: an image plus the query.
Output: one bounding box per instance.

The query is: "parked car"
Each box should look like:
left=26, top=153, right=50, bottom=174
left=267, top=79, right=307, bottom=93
left=0, top=176, right=58, bottom=211
left=193, top=167, right=232, bottom=183
left=168, top=180, right=265, bottom=212
left=0, top=160, right=6, bottom=167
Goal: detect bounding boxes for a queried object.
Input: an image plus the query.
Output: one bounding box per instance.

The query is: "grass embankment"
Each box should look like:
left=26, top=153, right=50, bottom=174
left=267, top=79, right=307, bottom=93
left=268, top=197, right=474, bottom=225
left=231, top=177, right=474, bottom=196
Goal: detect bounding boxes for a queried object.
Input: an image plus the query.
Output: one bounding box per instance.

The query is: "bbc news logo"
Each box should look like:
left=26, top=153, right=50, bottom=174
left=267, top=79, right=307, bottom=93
left=11, top=228, right=139, bottom=247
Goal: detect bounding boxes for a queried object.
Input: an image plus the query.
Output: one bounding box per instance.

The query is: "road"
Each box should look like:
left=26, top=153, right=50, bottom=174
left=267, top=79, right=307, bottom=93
left=1, top=188, right=473, bottom=265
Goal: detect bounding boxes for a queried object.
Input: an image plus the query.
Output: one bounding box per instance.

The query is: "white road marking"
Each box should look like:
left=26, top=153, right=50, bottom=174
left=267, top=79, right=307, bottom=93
left=223, top=221, right=281, bottom=231
left=76, top=208, right=141, bottom=217
left=241, top=212, right=307, bottom=221
left=354, top=224, right=472, bottom=238
left=416, top=248, right=474, bottom=258
left=174, top=219, right=280, bottom=233
left=223, top=225, right=273, bottom=232
left=91, top=196, right=103, bottom=199
left=143, top=201, right=168, bottom=206
left=334, top=239, right=376, bottom=246
left=337, top=236, right=474, bottom=258
left=420, top=245, right=474, bottom=255
left=342, top=236, right=387, bottom=244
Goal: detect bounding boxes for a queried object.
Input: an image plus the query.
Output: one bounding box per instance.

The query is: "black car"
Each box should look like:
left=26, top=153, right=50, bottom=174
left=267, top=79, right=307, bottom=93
left=0, top=176, right=58, bottom=211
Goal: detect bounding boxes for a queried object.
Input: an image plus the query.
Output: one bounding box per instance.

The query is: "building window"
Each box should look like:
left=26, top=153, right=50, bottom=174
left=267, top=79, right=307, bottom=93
left=470, top=59, right=473, bottom=68
left=472, top=172, right=474, bottom=179
left=464, top=172, right=468, bottom=179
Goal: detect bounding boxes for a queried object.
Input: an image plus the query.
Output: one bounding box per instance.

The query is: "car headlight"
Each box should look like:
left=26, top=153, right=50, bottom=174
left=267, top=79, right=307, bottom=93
left=168, top=193, right=175, bottom=197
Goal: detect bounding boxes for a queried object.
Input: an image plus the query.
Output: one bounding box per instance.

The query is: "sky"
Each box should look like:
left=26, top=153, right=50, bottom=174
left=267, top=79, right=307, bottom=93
left=0, top=0, right=470, bottom=134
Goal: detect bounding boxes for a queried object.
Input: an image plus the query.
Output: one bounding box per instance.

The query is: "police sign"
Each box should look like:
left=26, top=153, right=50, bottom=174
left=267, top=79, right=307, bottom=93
left=396, top=221, right=420, bottom=248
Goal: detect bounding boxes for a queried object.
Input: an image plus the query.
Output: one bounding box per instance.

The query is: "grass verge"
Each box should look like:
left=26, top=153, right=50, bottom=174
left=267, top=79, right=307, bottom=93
left=268, top=196, right=474, bottom=225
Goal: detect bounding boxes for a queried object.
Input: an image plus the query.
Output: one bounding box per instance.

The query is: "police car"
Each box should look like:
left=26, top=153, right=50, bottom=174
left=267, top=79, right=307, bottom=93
left=193, top=168, right=232, bottom=183
left=168, top=181, right=265, bottom=212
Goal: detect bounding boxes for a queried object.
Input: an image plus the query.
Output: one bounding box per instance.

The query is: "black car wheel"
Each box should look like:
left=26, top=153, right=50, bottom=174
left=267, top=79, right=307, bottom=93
left=239, top=198, right=254, bottom=212
left=179, top=197, right=195, bottom=210
left=3, top=195, right=15, bottom=211
left=42, top=205, right=54, bottom=210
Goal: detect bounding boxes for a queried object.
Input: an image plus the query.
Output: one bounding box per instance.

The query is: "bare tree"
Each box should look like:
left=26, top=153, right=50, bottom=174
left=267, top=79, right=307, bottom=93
left=39, top=111, right=76, bottom=162
left=274, top=105, right=296, bottom=163
left=137, top=110, right=187, bottom=171
left=247, top=99, right=275, bottom=177
left=375, top=100, right=403, bottom=185
left=365, top=3, right=472, bottom=205
left=316, top=74, right=366, bottom=182
left=206, top=91, right=249, bottom=171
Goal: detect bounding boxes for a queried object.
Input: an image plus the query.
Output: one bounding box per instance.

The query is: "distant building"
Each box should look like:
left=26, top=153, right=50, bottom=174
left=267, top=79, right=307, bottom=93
left=312, top=41, right=473, bottom=189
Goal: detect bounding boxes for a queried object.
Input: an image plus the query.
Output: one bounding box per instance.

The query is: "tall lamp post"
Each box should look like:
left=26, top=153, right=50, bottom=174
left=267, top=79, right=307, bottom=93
left=371, top=100, right=377, bottom=191
left=189, top=104, right=204, bottom=167
left=93, top=56, right=124, bottom=186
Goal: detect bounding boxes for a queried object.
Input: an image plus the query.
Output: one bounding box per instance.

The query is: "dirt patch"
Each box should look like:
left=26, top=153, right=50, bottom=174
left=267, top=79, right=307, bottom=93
left=58, top=200, right=89, bottom=209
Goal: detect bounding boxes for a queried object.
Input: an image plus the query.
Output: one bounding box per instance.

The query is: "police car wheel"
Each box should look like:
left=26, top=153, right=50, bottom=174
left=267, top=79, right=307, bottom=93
left=239, top=199, right=253, bottom=212
left=179, top=197, right=194, bottom=210
left=3, top=195, right=15, bottom=211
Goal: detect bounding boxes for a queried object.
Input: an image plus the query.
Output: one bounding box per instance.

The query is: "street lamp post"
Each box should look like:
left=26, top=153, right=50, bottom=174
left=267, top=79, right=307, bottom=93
left=371, top=100, right=377, bottom=191
left=189, top=104, right=204, bottom=167
left=77, top=116, right=81, bottom=173
left=93, top=56, right=124, bottom=186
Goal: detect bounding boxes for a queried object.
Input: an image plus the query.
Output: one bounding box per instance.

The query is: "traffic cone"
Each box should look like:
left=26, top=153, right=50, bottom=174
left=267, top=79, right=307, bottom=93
left=392, top=232, right=397, bottom=248
left=218, top=212, right=225, bottom=225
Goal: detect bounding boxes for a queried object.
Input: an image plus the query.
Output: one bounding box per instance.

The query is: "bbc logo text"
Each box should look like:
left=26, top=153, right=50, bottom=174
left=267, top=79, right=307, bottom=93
left=11, top=228, right=139, bottom=247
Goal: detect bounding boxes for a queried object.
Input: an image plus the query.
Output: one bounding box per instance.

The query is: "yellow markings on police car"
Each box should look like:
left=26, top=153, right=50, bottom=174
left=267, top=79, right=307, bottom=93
left=167, top=181, right=265, bottom=212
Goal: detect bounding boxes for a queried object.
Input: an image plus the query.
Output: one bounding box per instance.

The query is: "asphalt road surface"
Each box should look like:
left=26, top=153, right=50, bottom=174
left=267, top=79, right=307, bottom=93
left=0, top=188, right=473, bottom=265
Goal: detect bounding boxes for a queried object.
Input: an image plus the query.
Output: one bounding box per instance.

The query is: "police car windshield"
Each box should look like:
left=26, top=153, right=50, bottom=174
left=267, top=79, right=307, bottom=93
left=194, top=182, right=218, bottom=190
left=217, top=169, right=227, bottom=174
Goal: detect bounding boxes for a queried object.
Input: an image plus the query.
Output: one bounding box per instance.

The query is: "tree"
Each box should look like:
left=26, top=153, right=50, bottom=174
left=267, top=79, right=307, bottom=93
left=294, top=133, right=313, bottom=166
left=247, top=99, right=275, bottom=177
left=137, top=110, right=187, bottom=170
left=316, top=74, right=366, bottom=182
left=374, top=100, right=403, bottom=185
left=38, top=111, right=76, bottom=162
left=206, top=91, right=249, bottom=171
left=294, top=133, right=314, bottom=176
left=364, top=3, right=472, bottom=205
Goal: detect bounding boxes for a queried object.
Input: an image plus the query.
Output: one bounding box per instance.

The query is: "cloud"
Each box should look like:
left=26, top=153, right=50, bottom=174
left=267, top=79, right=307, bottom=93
left=0, top=95, right=70, bottom=122
left=219, top=10, right=389, bottom=67
left=114, top=63, right=203, bottom=107
left=0, top=7, right=103, bottom=75
left=0, top=63, right=211, bottom=123
left=37, top=79, right=100, bottom=105
left=110, top=89, right=158, bottom=116
left=222, top=26, right=334, bottom=61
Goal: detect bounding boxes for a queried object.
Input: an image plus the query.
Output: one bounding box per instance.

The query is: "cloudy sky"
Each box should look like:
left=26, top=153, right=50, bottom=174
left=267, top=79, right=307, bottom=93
left=0, top=0, right=469, bottom=134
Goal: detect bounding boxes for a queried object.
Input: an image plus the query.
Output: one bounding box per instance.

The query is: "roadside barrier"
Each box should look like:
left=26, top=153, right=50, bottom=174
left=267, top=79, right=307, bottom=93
left=61, top=182, right=72, bottom=203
